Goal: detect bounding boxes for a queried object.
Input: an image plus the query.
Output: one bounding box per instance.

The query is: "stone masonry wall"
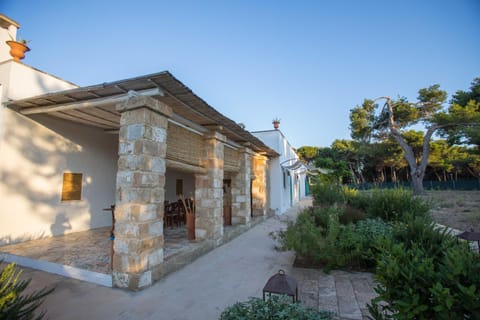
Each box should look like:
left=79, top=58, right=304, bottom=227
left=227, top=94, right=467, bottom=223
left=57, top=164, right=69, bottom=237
left=194, top=131, right=225, bottom=242
left=251, top=154, right=268, bottom=217
left=113, top=96, right=172, bottom=290
left=231, top=148, right=252, bottom=224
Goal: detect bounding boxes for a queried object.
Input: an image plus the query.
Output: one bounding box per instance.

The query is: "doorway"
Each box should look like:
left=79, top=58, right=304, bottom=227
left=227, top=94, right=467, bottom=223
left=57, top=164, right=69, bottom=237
left=223, top=179, right=232, bottom=226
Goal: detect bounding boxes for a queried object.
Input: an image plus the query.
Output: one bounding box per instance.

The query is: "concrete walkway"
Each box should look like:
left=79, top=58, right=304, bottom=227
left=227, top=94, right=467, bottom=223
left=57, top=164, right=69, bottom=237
left=16, top=197, right=376, bottom=320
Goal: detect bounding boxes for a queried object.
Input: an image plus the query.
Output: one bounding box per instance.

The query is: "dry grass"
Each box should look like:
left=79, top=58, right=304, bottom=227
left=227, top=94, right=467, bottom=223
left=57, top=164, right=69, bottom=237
left=426, top=190, right=480, bottom=232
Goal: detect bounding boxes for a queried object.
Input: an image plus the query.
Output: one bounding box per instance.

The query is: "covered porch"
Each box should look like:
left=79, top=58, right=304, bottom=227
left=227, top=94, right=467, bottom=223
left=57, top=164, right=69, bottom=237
left=2, top=71, right=277, bottom=290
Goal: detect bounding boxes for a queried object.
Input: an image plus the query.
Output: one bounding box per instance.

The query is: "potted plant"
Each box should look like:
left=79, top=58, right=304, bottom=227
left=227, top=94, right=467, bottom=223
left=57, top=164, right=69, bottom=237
left=272, top=117, right=281, bottom=129
left=6, top=35, right=30, bottom=62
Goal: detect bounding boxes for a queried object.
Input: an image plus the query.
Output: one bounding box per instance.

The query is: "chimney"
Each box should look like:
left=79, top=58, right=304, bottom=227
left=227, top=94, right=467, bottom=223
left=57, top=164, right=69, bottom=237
left=0, top=14, right=24, bottom=63
left=272, top=118, right=280, bottom=130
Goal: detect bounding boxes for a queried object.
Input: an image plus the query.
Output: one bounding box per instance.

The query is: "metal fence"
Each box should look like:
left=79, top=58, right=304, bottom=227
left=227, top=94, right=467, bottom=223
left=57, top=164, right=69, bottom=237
left=350, top=179, right=480, bottom=191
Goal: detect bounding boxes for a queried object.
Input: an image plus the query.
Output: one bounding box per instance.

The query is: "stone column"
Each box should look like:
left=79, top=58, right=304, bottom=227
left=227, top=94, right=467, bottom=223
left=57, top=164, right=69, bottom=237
left=194, top=131, right=225, bottom=242
left=231, top=147, right=252, bottom=224
left=265, top=159, right=274, bottom=216
left=251, top=154, right=268, bottom=217
left=113, top=95, right=172, bottom=290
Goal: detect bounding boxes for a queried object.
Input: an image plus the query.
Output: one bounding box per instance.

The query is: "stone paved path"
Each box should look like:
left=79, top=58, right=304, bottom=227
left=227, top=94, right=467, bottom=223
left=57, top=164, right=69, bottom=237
left=293, top=268, right=376, bottom=319
left=280, top=200, right=377, bottom=320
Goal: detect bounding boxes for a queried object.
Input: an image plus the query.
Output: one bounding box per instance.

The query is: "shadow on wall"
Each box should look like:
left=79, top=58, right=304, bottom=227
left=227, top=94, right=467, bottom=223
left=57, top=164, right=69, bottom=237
left=50, top=213, right=72, bottom=237
left=1, top=106, right=117, bottom=244
left=0, top=109, right=82, bottom=244
left=0, top=73, right=118, bottom=245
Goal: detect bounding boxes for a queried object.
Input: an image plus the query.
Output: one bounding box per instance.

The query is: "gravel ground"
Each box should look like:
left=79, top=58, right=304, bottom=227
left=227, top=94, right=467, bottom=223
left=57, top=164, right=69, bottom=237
left=426, top=190, right=480, bottom=232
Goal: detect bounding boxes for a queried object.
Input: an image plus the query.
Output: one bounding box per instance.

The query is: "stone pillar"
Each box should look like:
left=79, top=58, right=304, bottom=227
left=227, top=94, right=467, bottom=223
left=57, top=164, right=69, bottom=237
left=251, top=154, right=268, bottom=217
left=265, top=159, right=274, bottom=216
left=194, top=131, right=225, bottom=242
left=113, top=96, right=172, bottom=290
left=231, top=147, right=252, bottom=224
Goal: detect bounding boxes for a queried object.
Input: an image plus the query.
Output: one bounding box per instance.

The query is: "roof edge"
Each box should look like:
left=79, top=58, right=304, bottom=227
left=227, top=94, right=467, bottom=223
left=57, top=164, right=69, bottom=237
left=0, top=14, right=20, bottom=29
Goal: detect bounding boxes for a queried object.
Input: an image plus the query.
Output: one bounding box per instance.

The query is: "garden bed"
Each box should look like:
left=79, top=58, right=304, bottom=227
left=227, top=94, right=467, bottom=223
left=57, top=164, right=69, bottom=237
left=273, top=186, right=480, bottom=319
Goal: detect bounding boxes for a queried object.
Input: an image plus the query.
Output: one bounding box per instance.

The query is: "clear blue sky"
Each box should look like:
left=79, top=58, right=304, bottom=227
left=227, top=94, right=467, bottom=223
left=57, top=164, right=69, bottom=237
left=2, top=0, right=479, bottom=148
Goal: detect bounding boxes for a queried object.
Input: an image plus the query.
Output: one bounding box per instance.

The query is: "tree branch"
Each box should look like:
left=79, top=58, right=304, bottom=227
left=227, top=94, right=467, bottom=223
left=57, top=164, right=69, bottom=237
left=381, top=98, right=418, bottom=171
left=418, top=124, right=440, bottom=175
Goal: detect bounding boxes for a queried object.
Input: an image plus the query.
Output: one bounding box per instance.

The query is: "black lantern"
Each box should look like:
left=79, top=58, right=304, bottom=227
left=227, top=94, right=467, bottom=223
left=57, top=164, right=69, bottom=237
left=262, top=269, right=298, bottom=303
left=457, top=229, right=480, bottom=253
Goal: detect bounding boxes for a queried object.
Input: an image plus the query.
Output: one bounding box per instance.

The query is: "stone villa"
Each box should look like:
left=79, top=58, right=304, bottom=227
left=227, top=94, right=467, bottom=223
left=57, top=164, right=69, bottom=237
left=0, top=14, right=307, bottom=290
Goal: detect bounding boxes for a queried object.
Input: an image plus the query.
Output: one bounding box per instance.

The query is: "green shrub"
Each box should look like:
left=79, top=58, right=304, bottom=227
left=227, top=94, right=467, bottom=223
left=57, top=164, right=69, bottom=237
left=312, top=186, right=431, bottom=223
left=0, top=262, right=54, bottom=320
left=274, top=207, right=391, bottom=271
left=273, top=209, right=327, bottom=261
left=309, top=204, right=364, bottom=228
left=369, top=222, right=480, bottom=319
left=219, top=296, right=334, bottom=320
left=331, top=218, right=392, bottom=270
left=390, top=214, right=454, bottom=258
left=351, top=218, right=393, bottom=265
left=366, top=188, right=430, bottom=222
left=311, top=183, right=344, bottom=206
left=312, top=183, right=364, bottom=208
left=345, top=190, right=370, bottom=212
left=338, top=205, right=365, bottom=225
left=310, top=205, right=344, bottom=229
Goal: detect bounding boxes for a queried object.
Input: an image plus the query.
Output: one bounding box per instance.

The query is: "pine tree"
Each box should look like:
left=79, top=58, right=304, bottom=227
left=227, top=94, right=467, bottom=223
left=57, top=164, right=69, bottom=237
left=0, top=262, right=54, bottom=320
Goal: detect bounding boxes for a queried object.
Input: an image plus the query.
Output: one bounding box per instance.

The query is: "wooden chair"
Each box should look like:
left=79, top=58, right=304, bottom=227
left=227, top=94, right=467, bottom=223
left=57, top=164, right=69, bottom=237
left=170, top=202, right=181, bottom=227
left=164, top=202, right=179, bottom=227
left=177, top=199, right=186, bottom=225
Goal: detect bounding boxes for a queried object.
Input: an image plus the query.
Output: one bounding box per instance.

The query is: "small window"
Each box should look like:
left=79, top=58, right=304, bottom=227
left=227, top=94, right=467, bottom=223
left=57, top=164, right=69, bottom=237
left=61, top=173, right=83, bottom=201
left=176, top=179, right=183, bottom=196
left=283, top=171, right=286, bottom=189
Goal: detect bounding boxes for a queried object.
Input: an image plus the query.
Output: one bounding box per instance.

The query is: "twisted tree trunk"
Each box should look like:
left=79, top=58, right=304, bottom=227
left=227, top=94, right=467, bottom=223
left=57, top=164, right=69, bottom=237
left=384, top=98, right=441, bottom=195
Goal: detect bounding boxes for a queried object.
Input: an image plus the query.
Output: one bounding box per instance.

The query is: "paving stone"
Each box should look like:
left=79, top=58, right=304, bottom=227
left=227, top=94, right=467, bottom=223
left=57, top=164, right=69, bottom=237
left=351, top=274, right=377, bottom=310
left=335, top=273, right=362, bottom=320
left=302, top=291, right=318, bottom=309
left=302, top=279, right=319, bottom=293
left=318, top=272, right=339, bottom=315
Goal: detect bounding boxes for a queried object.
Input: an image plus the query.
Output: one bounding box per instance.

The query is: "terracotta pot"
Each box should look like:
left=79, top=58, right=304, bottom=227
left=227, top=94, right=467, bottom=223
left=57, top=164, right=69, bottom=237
left=186, top=212, right=195, bottom=240
left=273, top=121, right=280, bottom=129
left=6, top=41, right=30, bottom=62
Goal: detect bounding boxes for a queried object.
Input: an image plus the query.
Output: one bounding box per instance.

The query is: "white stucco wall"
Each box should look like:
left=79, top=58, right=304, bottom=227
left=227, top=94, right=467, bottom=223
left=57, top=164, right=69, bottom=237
left=252, top=130, right=307, bottom=214
left=0, top=110, right=118, bottom=245
left=0, top=61, right=78, bottom=157
left=268, top=157, right=282, bottom=214
left=0, top=61, right=77, bottom=102
left=0, top=18, right=19, bottom=63
left=164, top=169, right=195, bottom=203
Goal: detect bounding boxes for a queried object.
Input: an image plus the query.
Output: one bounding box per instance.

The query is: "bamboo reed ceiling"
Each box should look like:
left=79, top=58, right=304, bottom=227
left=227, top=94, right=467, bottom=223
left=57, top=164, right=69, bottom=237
left=8, top=71, right=277, bottom=157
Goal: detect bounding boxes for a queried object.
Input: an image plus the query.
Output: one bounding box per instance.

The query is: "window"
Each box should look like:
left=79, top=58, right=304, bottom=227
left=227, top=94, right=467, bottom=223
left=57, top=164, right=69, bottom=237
left=61, top=173, right=83, bottom=201
left=176, top=179, right=183, bottom=196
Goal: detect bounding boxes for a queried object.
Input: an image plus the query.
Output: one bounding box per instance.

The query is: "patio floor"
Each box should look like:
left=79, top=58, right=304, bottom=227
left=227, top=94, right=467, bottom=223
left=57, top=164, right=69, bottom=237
left=0, top=217, right=264, bottom=287
left=0, top=225, right=202, bottom=275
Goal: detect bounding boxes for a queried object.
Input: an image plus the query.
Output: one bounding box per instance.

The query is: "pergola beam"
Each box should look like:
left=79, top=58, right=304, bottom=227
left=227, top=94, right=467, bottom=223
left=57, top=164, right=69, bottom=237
left=19, top=88, right=163, bottom=115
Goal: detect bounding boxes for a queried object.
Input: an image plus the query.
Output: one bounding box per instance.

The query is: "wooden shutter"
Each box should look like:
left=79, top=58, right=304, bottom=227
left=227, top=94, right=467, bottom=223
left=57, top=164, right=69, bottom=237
left=61, top=173, right=83, bottom=201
